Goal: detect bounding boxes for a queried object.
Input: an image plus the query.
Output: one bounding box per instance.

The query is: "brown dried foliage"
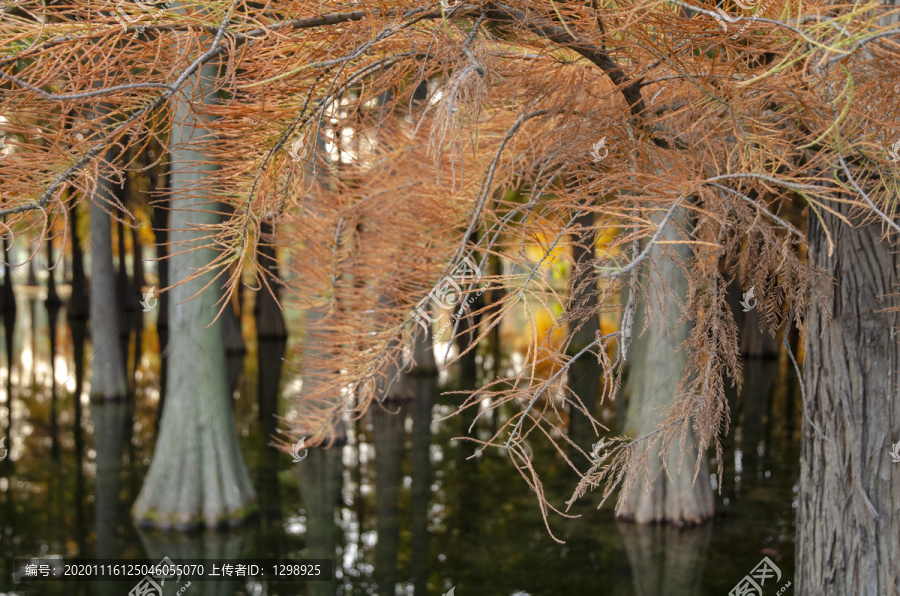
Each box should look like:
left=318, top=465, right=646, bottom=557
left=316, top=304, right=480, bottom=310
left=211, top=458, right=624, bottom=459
left=1, top=0, right=898, bottom=532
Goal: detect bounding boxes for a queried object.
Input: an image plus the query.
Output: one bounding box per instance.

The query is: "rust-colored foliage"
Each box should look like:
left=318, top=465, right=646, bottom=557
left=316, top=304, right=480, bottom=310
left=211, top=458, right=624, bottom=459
left=1, top=0, right=898, bottom=535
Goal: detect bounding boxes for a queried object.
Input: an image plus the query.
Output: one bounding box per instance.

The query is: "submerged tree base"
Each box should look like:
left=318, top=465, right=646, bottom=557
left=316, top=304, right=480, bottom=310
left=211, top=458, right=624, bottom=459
left=131, top=379, right=259, bottom=530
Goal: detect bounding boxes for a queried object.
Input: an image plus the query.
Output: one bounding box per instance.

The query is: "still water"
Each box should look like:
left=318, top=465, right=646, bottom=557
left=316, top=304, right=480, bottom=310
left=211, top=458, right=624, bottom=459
left=0, top=290, right=798, bottom=595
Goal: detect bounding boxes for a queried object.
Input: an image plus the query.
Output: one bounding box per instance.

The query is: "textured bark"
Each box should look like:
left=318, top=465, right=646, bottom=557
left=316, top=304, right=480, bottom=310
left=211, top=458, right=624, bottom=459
left=617, top=206, right=714, bottom=524
left=88, top=155, right=128, bottom=400
left=797, top=200, right=900, bottom=595
left=132, top=42, right=256, bottom=529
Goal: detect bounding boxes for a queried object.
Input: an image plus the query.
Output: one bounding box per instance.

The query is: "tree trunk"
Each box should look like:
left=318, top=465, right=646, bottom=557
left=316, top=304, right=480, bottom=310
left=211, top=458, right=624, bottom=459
left=130, top=222, right=144, bottom=383
left=0, top=235, right=15, bottom=442
left=567, top=207, right=601, bottom=353
left=89, top=150, right=128, bottom=400
left=297, top=446, right=342, bottom=596
left=115, top=210, right=133, bottom=347
left=254, top=220, right=287, bottom=341
left=372, top=400, right=406, bottom=596
left=151, top=183, right=169, bottom=429
left=617, top=206, right=714, bottom=524
left=797, top=200, right=900, bottom=594
left=567, top=205, right=602, bottom=447
left=67, top=199, right=89, bottom=319
left=409, top=375, right=435, bottom=596
left=131, top=41, right=256, bottom=529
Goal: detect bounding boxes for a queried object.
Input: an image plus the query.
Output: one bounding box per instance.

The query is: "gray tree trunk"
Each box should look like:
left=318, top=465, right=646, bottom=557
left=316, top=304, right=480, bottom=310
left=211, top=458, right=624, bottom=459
left=131, top=41, right=256, bottom=529
left=89, top=153, right=128, bottom=399
left=617, top=206, right=714, bottom=524
left=797, top=200, right=900, bottom=594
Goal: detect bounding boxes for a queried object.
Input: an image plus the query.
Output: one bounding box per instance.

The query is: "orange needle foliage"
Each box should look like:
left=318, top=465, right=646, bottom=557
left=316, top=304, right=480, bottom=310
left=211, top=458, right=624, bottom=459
left=1, top=0, right=899, bottom=531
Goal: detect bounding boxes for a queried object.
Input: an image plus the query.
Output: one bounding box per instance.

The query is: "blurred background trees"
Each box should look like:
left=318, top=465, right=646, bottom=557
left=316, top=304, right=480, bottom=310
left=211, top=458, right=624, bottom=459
left=0, top=1, right=899, bottom=593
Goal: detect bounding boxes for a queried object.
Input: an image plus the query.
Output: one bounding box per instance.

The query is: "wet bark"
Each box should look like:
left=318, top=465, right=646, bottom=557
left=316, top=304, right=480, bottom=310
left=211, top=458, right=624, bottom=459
left=132, top=40, right=256, bottom=529
left=798, top=199, right=900, bottom=594
left=617, top=205, right=714, bottom=524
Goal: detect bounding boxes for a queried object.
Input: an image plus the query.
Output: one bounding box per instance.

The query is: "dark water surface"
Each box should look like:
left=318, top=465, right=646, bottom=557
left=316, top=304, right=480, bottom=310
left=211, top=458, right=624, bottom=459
left=0, top=291, right=798, bottom=595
